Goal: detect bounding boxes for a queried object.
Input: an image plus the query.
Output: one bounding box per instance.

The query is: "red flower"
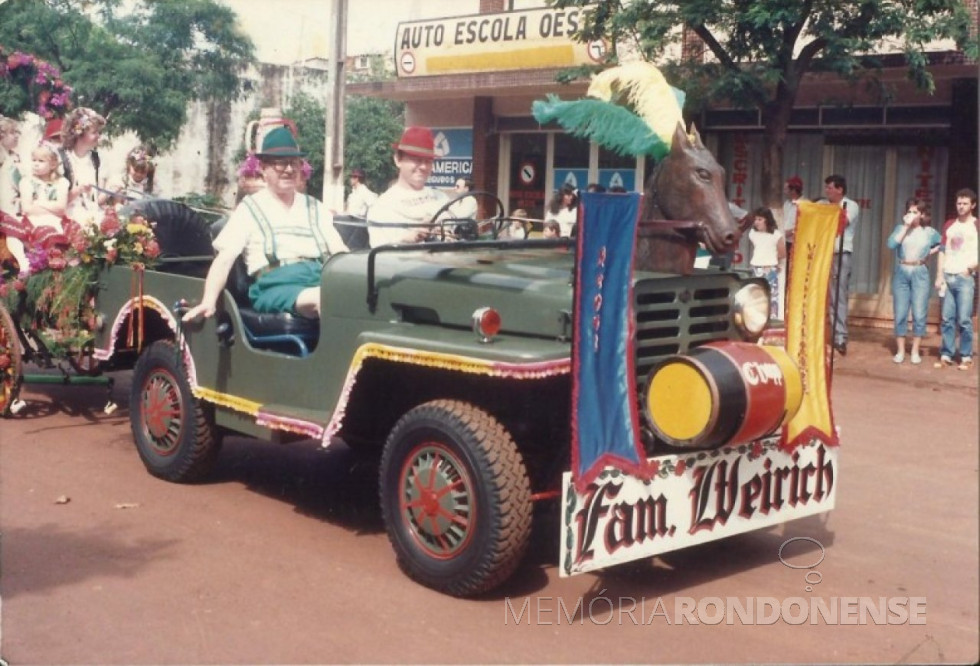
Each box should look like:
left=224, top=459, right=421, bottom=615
left=144, top=239, right=161, bottom=259
left=0, top=354, right=10, bottom=370
left=674, top=459, right=687, bottom=476
left=0, top=282, right=7, bottom=298
left=105, top=247, right=118, bottom=264
left=47, top=248, right=67, bottom=270
left=100, top=208, right=121, bottom=237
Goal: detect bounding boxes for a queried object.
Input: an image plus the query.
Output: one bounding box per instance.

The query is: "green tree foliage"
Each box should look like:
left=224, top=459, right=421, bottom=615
left=549, top=0, right=977, bottom=205
left=285, top=92, right=327, bottom=198
left=0, top=0, right=254, bottom=149
left=344, top=95, right=404, bottom=194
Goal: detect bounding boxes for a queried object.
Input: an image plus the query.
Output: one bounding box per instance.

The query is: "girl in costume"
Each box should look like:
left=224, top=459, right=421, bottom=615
left=748, top=207, right=786, bottom=319
left=104, top=144, right=155, bottom=206
left=5, top=143, right=70, bottom=272
left=61, top=107, right=106, bottom=227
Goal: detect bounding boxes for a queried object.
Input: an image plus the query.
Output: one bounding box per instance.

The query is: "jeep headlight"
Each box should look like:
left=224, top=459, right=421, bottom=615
left=732, top=281, right=769, bottom=341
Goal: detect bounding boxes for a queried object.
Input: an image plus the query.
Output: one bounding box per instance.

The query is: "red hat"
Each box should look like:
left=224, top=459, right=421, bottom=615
left=44, top=118, right=63, bottom=142
left=786, top=175, right=803, bottom=190
left=393, top=126, right=436, bottom=159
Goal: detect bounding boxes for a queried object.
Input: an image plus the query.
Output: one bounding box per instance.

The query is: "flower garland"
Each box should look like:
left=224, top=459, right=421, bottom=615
left=0, top=208, right=160, bottom=355
left=0, top=46, right=74, bottom=118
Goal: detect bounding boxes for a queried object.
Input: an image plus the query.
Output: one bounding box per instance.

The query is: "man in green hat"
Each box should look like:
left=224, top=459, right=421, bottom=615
left=182, top=126, right=347, bottom=321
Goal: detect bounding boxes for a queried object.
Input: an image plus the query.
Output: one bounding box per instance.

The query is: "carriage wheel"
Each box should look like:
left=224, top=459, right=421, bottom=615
left=0, top=303, right=24, bottom=417
left=130, top=340, right=220, bottom=482
left=379, top=400, right=532, bottom=597
left=67, top=339, right=102, bottom=376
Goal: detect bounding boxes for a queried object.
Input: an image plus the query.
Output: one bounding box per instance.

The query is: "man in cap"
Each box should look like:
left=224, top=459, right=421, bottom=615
left=182, top=126, right=347, bottom=321
left=345, top=167, right=377, bottom=217
left=366, top=126, right=449, bottom=246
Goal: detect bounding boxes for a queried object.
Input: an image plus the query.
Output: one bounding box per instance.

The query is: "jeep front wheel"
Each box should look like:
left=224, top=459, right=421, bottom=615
left=380, top=400, right=532, bottom=597
left=130, top=340, right=219, bottom=482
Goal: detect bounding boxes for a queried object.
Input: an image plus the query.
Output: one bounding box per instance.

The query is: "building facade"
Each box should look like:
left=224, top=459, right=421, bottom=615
left=348, top=0, right=978, bottom=328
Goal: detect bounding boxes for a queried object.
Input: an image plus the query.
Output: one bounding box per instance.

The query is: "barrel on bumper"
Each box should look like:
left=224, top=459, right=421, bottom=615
left=643, top=341, right=802, bottom=449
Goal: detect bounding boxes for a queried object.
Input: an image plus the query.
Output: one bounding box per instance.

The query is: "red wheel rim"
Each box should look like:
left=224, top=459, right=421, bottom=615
left=139, top=369, right=185, bottom=456
left=398, top=442, right=476, bottom=559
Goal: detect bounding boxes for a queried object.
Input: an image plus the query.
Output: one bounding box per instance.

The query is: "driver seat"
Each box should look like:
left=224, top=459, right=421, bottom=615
left=210, top=218, right=319, bottom=356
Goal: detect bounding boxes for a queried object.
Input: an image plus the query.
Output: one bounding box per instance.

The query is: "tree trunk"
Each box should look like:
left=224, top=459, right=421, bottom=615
left=760, top=98, right=793, bottom=210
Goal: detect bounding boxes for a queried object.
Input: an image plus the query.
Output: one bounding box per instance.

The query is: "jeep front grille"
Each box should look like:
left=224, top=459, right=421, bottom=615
left=633, top=276, right=736, bottom=393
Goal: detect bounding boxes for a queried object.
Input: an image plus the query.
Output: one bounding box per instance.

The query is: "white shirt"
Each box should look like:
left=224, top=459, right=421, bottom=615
left=782, top=196, right=807, bottom=239
left=64, top=149, right=101, bottom=227
left=0, top=155, right=21, bottom=217
left=448, top=194, right=478, bottom=220
left=346, top=182, right=377, bottom=217
left=546, top=206, right=577, bottom=237
left=940, top=218, right=979, bottom=275
left=366, top=182, right=448, bottom=246
left=749, top=228, right=784, bottom=267
left=214, top=188, right=347, bottom=276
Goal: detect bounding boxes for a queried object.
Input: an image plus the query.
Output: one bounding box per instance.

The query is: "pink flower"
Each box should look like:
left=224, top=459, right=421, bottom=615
left=0, top=282, right=8, bottom=298
left=47, top=248, right=67, bottom=270
left=105, top=247, right=118, bottom=264
left=144, top=239, right=161, bottom=259
left=100, top=211, right=121, bottom=237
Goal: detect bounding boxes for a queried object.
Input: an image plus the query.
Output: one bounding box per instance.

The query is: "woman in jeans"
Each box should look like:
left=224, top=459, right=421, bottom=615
left=887, top=198, right=941, bottom=364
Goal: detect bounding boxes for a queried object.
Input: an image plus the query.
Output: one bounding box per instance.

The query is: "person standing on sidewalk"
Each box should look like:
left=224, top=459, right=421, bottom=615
left=934, top=188, right=978, bottom=370
left=819, top=174, right=860, bottom=355
left=888, top=198, right=941, bottom=365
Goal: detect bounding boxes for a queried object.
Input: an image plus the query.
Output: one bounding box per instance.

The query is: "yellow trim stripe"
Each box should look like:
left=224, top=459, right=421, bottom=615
left=192, top=386, right=261, bottom=416
left=426, top=45, right=576, bottom=74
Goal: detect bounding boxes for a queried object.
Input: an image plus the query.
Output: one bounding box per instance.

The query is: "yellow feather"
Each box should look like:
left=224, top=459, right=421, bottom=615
left=587, top=62, right=684, bottom=146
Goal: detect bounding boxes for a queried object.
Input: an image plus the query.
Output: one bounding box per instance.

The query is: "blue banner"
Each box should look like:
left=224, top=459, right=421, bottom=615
left=571, top=192, right=645, bottom=488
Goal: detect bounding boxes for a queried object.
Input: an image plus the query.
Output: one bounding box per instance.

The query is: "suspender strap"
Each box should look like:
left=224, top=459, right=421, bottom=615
left=306, top=194, right=329, bottom=255
left=242, top=196, right=278, bottom=264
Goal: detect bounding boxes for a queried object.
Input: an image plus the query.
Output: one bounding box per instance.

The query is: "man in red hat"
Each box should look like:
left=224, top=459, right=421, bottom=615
left=182, top=126, right=348, bottom=321
left=366, top=126, right=449, bottom=246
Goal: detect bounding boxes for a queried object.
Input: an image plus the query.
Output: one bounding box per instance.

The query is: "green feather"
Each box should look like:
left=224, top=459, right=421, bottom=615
left=532, top=95, right=671, bottom=160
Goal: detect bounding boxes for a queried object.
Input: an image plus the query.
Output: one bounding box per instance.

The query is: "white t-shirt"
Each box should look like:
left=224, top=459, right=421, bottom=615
left=366, top=182, right=448, bottom=246
left=545, top=206, right=577, bottom=237
left=749, top=228, right=784, bottom=267
left=64, top=149, right=101, bottom=227
left=346, top=182, right=377, bottom=217
left=214, top=188, right=347, bottom=276
left=940, top=218, right=979, bottom=275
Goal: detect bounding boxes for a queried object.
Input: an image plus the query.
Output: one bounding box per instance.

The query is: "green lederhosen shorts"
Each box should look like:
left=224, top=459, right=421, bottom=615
left=248, top=260, right=322, bottom=314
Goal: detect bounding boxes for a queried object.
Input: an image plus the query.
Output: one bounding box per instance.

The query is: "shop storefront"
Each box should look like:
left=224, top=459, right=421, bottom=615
left=348, top=3, right=977, bottom=327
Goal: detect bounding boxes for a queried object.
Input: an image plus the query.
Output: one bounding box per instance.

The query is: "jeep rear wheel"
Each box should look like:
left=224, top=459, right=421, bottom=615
left=130, top=340, right=219, bottom=482
left=380, top=400, right=532, bottom=597
left=0, top=303, right=23, bottom=417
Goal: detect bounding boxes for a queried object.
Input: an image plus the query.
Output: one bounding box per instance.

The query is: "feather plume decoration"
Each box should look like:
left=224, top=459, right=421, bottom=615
left=531, top=62, right=687, bottom=159
left=532, top=96, right=671, bottom=159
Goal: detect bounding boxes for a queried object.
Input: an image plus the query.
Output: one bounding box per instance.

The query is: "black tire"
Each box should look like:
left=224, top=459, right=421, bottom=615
left=379, top=399, right=532, bottom=597
left=129, top=340, right=219, bottom=482
left=0, top=303, right=23, bottom=417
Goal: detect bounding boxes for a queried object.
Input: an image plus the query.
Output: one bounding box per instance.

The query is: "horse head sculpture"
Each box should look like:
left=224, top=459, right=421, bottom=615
left=641, top=123, right=739, bottom=256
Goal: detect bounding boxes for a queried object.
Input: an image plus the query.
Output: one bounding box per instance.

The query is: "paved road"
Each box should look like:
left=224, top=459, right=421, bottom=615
left=0, top=364, right=977, bottom=664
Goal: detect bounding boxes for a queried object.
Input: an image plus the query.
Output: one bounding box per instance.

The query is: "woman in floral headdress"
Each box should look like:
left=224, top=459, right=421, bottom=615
left=61, top=106, right=106, bottom=227
left=104, top=144, right=156, bottom=207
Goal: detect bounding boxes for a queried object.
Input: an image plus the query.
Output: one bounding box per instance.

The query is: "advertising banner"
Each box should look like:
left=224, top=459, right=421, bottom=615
left=395, top=6, right=606, bottom=78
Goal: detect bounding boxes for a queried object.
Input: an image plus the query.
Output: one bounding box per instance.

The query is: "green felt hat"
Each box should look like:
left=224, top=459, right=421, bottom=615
left=257, top=126, right=304, bottom=158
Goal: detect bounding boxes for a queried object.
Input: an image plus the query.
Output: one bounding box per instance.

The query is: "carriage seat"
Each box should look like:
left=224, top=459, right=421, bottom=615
left=210, top=218, right=320, bottom=356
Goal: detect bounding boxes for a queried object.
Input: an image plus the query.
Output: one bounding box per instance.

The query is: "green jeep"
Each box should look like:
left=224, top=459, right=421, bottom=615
left=84, top=194, right=784, bottom=597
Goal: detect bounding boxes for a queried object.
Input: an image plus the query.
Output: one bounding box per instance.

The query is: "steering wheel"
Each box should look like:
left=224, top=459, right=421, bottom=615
left=427, top=190, right=506, bottom=241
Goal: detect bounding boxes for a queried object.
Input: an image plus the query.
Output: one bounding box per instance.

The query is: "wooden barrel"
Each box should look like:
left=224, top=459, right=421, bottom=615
left=642, top=341, right=802, bottom=449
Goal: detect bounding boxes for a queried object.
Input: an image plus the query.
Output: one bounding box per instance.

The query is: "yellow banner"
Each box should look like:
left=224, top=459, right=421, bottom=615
left=783, top=202, right=841, bottom=449
left=394, top=6, right=607, bottom=77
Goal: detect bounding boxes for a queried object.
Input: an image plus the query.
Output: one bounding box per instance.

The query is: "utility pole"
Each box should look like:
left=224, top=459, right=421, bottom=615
left=322, top=0, right=348, bottom=210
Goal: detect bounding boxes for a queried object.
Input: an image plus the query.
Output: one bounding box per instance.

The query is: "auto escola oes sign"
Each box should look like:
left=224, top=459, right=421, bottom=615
left=394, top=5, right=606, bottom=77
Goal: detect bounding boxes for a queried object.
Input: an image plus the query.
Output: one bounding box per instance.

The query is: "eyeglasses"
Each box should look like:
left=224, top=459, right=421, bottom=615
left=264, top=158, right=301, bottom=173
